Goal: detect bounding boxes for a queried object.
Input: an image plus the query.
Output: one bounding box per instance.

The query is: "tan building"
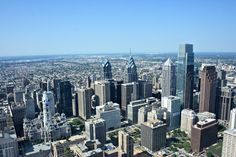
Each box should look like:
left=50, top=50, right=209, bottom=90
left=95, top=80, right=111, bottom=105
left=118, top=130, right=134, bottom=157
left=77, top=88, right=93, bottom=120
left=180, top=109, right=196, bottom=136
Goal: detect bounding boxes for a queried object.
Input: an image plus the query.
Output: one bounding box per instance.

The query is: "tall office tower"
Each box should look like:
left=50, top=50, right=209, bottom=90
left=199, top=65, right=217, bottom=113
left=87, top=76, right=92, bottom=88
left=0, top=131, right=19, bottom=157
left=180, top=109, right=196, bottom=136
left=141, top=120, right=167, bottom=152
left=218, top=86, right=236, bottom=121
left=229, top=108, right=236, bottom=129
left=103, top=59, right=112, bottom=80
left=58, top=81, right=73, bottom=117
left=13, top=88, right=25, bottom=104
left=85, top=118, right=106, bottom=145
left=138, top=80, right=152, bottom=99
left=96, top=102, right=121, bottom=131
left=126, top=56, right=138, bottom=83
left=94, top=80, right=111, bottom=105
left=221, top=129, right=236, bottom=157
left=52, top=78, right=61, bottom=103
left=113, top=80, right=123, bottom=106
left=176, top=44, right=194, bottom=109
left=161, top=58, right=176, bottom=97
left=191, top=119, right=218, bottom=153
left=127, top=99, right=148, bottom=124
left=217, top=69, right=227, bottom=88
left=24, top=97, right=35, bottom=119
left=78, top=88, right=93, bottom=120
left=121, top=82, right=139, bottom=117
left=118, top=130, right=134, bottom=157
left=161, top=96, right=181, bottom=130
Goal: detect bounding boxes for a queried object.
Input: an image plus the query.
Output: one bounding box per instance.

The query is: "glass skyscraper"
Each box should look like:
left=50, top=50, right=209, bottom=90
left=176, top=44, right=194, bottom=109
left=102, top=59, right=112, bottom=80
left=126, top=56, right=138, bottom=83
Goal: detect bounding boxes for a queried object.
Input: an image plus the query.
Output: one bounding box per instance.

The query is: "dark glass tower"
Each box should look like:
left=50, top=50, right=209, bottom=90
left=58, top=81, right=73, bottom=117
left=176, top=44, right=194, bottom=109
left=126, top=56, right=138, bottom=83
left=102, top=59, right=112, bottom=80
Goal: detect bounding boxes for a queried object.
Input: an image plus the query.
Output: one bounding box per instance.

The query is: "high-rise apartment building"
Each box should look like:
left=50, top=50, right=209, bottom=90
left=176, top=44, right=194, bottom=109
left=199, top=65, right=217, bottom=113
left=161, top=58, right=176, bottom=97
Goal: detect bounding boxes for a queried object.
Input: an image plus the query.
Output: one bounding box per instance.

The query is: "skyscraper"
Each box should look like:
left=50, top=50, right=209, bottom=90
left=218, top=86, right=236, bottom=121
left=176, top=44, right=194, bottom=109
left=94, top=80, right=111, bottom=105
left=58, top=81, right=73, bottom=117
left=78, top=88, right=93, bottom=120
left=118, top=130, right=134, bottom=157
left=161, top=58, right=176, bottom=97
left=121, top=82, right=139, bottom=116
left=102, top=59, right=112, bottom=80
left=126, top=56, right=138, bottom=83
left=138, top=80, right=152, bottom=99
left=199, top=65, right=217, bottom=113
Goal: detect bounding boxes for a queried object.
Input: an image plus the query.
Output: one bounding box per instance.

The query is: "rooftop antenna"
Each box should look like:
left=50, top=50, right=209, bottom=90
left=130, top=48, right=132, bottom=56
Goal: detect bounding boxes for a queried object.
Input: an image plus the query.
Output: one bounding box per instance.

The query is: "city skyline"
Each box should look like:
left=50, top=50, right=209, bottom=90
left=1, top=0, right=236, bottom=56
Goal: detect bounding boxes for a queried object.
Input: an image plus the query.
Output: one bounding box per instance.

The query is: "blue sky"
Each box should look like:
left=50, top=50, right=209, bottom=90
left=0, top=0, right=236, bottom=56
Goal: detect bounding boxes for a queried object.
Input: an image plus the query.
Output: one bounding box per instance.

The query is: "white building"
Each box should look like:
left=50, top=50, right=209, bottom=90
left=127, top=99, right=147, bottom=124
left=229, top=108, right=236, bottom=129
left=162, top=96, right=181, bottom=130
left=180, top=109, right=196, bottom=136
left=222, top=129, right=236, bottom=157
left=96, top=101, right=121, bottom=131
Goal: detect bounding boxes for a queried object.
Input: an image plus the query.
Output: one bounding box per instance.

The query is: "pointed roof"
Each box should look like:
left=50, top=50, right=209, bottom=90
left=102, top=59, right=111, bottom=68
left=163, top=58, right=173, bottom=66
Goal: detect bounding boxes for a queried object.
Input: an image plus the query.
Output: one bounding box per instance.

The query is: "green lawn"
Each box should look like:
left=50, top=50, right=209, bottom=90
left=207, top=141, right=222, bottom=157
